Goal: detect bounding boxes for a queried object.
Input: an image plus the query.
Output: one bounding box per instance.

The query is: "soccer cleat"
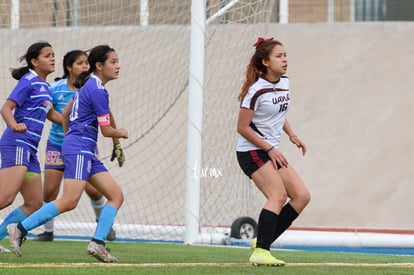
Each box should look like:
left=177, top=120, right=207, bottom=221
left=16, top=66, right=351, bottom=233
left=6, top=224, right=26, bottom=257
left=250, top=237, right=257, bottom=250
left=87, top=241, right=118, bottom=263
left=33, top=231, right=54, bottom=241
left=0, top=245, right=11, bottom=253
left=249, top=248, right=285, bottom=266
left=106, top=226, right=116, bottom=241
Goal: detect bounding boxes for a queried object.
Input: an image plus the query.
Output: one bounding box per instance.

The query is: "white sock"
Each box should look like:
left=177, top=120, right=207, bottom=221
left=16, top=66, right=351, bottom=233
left=90, top=196, right=107, bottom=220
left=43, top=201, right=54, bottom=232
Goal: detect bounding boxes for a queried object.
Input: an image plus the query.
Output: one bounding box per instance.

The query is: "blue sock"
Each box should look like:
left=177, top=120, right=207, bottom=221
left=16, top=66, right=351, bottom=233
left=93, top=205, right=117, bottom=242
left=21, top=202, right=60, bottom=232
left=0, top=207, right=27, bottom=240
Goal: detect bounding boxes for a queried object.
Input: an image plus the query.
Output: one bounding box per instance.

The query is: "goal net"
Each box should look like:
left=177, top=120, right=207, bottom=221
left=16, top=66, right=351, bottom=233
left=0, top=0, right=277, bottom=243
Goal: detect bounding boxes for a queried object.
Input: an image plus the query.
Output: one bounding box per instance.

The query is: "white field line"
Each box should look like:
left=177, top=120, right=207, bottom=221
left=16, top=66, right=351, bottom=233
left=1, top=262, right=414, bottom=268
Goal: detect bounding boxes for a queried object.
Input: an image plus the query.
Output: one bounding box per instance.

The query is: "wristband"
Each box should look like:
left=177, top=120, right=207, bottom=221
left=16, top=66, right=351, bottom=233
left=265, top=145, right=274, bottom=153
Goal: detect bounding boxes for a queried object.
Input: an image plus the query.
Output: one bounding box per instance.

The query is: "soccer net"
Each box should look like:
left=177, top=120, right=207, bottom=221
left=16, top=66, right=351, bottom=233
left=0, top=0, right=277, bottom=243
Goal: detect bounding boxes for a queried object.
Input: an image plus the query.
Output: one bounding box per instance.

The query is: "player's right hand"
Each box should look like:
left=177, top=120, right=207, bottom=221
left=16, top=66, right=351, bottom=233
left=12, top=123, right=28, bottom=132
left=119, top=128, right=128, bottom=139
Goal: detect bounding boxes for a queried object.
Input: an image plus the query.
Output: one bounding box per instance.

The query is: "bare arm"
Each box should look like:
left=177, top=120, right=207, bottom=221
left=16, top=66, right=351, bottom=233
left=0, top=100, right=27, bottom=132
left=100, top=124, right=128, bottom=139
left=108, top=109, right=126, bottom=167
left=283, top=119, right=307, bottom=155
left=47, top=107, right=62, bottom=126
left=61, top=99, right=73, bottom=134
left=109, top=109, right=120, bottom=145
left=237, top=107, right=288, bottom=167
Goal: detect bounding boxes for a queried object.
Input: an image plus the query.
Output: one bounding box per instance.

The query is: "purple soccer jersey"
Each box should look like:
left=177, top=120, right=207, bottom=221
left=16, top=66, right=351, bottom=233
left=62, top=75, right=110, bottom=157
left=0, top=70, right=52, bottom=151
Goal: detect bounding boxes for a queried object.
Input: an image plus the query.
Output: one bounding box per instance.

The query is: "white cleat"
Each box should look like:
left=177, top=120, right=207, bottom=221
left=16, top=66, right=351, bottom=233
left=87, top=241, right=119, bottom=263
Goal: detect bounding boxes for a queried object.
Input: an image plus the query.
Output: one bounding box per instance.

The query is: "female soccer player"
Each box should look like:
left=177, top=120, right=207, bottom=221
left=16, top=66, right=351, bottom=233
left=236, top=37, right=311, bottom=266
left=34, top=49, right=124, bottom=242
left=8, top=45, right=128, bottom=263
left=0, top=42, right=61, bottom=253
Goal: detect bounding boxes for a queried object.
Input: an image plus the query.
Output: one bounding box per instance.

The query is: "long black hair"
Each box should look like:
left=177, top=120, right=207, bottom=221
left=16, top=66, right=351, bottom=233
left=55, top=50, right=88, bottom=81
left=74, top=45, right=115, bottom=88
left=11, top=41, right=52, bottom=80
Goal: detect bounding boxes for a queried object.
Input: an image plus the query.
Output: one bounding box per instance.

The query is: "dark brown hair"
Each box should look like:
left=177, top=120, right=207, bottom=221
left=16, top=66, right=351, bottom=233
left=74, top=45, right=115, bottom=88
left=11, top=41, right=52, bottom=80
left=238, top=38, right=283, bottom=101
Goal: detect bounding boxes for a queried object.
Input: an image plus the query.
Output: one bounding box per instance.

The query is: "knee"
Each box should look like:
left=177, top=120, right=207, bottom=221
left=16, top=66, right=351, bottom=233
left=302, top=189, right=311, bottom=206
left=43, top=190, right=59, bottom=202
left=116, top=192, right=124, bottom=208
left=295, top=189, right=311, bottom=209
left=270, top=192, right=288, bottom=207
left=0, top=197, right=14, bottom=209
left=107, top=190, right=124, bottom=209
left=59, top=198, right=80, bottom=212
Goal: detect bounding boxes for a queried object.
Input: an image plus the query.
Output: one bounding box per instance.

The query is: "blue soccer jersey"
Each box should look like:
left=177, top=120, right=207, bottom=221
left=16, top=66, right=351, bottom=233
left=62, top=75, right=110, bottom=156
left=0, top=70, right=52, bottom=151
left=48, top=78, right=76, bottom=146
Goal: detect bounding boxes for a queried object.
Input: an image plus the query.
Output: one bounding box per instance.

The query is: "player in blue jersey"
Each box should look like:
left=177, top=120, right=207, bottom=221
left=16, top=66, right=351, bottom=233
left=34, top=50, right=124, bottom=242
left=0, top=42, right=62, bottom=253
left=236, top=38, right=311, bottom=266
left=7, top=45, right=128, bottom=263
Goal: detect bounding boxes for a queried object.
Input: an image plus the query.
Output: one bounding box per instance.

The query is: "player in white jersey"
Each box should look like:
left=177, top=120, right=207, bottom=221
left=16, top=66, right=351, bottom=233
left=236, top=37, right=311, bottom=266
left=34, top=50, right=123, bottom=242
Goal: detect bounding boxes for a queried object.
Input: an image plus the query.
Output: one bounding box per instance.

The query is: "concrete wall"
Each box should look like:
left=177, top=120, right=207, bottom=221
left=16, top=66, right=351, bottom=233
left=266, top=23, right=414, bottom=229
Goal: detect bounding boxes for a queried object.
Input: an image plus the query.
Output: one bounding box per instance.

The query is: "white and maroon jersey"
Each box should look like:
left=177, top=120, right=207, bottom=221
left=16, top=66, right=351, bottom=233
left=236, top=76, right=290, bottom=152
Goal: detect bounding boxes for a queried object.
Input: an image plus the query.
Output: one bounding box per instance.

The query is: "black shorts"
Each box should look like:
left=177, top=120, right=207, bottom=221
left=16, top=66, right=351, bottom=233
left=237, top=150, right=281, bottom=178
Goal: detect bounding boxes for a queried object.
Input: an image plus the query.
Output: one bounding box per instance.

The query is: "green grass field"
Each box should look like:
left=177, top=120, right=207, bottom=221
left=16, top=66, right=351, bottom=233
left=1, top=239, right=414, bottom=274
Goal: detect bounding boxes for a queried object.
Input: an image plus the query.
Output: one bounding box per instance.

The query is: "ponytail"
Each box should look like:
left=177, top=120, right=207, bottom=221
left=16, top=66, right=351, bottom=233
left=11, top=67, right=30, bottom=80
left=74, top=71, right=91, bottom=88
left=73, top=45, right=114, bottom=88
left=238, top=58, right=260, bottom=101
left=10, top=41, right=52, bottom=81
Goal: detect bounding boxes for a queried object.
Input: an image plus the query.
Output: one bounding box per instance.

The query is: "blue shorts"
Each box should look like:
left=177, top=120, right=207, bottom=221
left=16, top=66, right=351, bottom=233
left=0, top=145, right=41, bottom=173
left=63, top=154, right=107, bottom=180
left=44, top=140, right=64, bottom=170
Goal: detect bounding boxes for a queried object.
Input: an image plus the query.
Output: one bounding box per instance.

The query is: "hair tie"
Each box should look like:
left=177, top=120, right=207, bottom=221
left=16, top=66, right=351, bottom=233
left=253, top=37, right=274, bottom=48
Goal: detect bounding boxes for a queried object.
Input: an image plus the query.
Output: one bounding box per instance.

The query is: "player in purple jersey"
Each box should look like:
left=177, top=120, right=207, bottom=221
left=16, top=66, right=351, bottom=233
left=0, top=42, right=62, bottom=253
left=34, top=50, right=123, bottom=242
left=7, top=45, right=128, bottom=263
left=236, top=38, right=310, bottom=266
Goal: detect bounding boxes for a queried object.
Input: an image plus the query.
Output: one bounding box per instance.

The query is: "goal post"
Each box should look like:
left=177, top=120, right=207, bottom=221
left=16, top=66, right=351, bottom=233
left=184, top=0, right=205, bottom=244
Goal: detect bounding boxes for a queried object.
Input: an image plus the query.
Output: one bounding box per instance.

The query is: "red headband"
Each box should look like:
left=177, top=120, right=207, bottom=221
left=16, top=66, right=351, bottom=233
left=253, top=37, right=274, bottom=48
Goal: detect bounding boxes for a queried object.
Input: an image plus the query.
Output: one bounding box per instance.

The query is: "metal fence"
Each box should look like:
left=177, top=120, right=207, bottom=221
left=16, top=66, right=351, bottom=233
left=1, top=0, right=414, bottom=28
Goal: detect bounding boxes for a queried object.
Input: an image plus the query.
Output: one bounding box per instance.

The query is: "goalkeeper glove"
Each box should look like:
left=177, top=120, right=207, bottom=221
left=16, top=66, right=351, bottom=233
left=111, top=144, right=125, bottom=167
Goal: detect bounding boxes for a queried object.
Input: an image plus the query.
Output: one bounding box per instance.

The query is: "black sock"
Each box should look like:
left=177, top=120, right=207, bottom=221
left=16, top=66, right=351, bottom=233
left=92, top=238, right=105, bottom=245
left=271, top=203, right=299, bottom=243
left=256, top=208, right=279, bottom=250
left=17, top=223, right=28, bottom=237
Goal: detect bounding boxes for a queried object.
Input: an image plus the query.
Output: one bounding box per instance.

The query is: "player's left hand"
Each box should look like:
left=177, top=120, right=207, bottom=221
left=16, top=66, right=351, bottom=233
left=289, top=135, right=307, bottom=156
left=111, top=144, right=125, bottom=167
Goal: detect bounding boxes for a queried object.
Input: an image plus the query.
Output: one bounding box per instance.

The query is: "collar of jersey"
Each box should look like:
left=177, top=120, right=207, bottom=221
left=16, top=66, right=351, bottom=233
left=91, top=74, right=104, bottom=86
